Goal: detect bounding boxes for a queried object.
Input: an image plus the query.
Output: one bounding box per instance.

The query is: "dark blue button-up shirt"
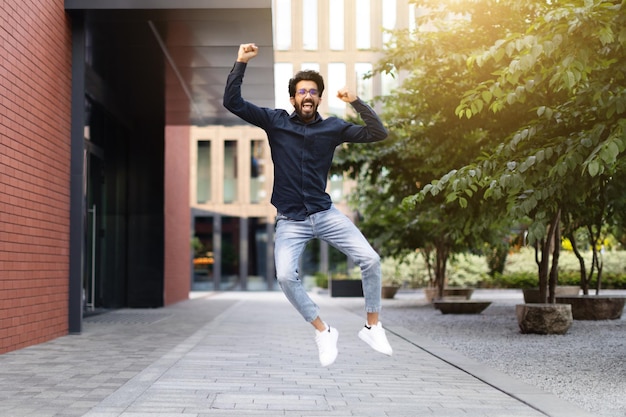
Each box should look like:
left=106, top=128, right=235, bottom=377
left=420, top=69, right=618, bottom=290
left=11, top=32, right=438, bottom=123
left=223, top=62, right=388, bottom=220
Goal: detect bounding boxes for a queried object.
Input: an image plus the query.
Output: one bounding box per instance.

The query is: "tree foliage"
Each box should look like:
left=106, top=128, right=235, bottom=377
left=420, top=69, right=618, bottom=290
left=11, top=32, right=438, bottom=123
left=338, top=0, right=626, bottom=299
left=336, top=0, right=529, bottom=294
left=434, top=0, right=626, bottom=299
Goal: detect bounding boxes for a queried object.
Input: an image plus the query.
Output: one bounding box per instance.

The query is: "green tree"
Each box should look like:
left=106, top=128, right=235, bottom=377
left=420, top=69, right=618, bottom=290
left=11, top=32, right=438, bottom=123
left=336, top=0, right=532, bottom=296
left=420, top=0, right=626, bottom=302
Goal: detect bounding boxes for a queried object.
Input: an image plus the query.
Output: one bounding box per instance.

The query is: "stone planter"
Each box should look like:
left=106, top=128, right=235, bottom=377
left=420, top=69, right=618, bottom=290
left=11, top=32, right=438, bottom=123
left=433, top=300, right=492, bottom=314
left=423, top=287, right=474, bottom=302
left=330, top=279, right=363, bottom=297
left=522, top=286, right=580, bottom=303
left=516, top=303, right=573, bottom=335
left=381, top=285, right=400, bottom=299
left=555, top=295, right=626, bottom=320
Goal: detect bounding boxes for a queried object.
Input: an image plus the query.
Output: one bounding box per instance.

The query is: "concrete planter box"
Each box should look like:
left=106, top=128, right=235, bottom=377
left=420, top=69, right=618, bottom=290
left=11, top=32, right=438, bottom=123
left=433, top=300, right=492, bottom=314
left=555, top=295, right=625, bottom=320
left=330, top=280, right=363, bottom=297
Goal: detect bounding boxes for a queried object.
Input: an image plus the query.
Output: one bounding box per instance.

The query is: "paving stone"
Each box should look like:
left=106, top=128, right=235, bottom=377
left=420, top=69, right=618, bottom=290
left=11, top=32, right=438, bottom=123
left=0, top=292, right=598, bottom=417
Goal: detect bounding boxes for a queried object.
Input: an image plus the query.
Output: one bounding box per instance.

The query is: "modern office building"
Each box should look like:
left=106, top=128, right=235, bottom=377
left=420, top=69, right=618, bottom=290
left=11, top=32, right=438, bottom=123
left=0, top=0, right=275, bottom=354
left=189, top=0, right=411, bottom=291
left=0, top=0, right=410, bottom=353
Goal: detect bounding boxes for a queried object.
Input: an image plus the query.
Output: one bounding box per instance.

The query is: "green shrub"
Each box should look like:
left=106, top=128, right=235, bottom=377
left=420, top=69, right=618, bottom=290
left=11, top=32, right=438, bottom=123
left=485, top=271, right=538, bottom=289
left=448, top=253, right=490, bottom=287
left=445, top=247, right=626, bottom=289
left=380, top=253, right=430, bottom=288
left=481, top=270, right=626, bottom=289
left=314, top=272, right=328, bottom=289
left=606, top=273, right=626, bottom=289
left=376, top=247, right=626, bottom=290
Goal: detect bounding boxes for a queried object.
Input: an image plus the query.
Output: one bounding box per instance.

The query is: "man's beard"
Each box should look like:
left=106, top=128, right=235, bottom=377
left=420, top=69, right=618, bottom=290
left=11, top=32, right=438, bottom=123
left=296, top=99, right=317, bottom=121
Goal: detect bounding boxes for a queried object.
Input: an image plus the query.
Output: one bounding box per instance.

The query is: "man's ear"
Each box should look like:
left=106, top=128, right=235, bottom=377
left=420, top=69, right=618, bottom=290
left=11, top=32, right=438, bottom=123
left=289, top=97, right=295, bottom=106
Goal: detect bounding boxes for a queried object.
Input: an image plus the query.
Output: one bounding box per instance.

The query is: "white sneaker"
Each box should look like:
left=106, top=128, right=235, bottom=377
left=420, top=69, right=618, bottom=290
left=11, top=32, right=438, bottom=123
left=315, top=324, right=339, bottom=367
left=358, top=322, right=393, bottom=356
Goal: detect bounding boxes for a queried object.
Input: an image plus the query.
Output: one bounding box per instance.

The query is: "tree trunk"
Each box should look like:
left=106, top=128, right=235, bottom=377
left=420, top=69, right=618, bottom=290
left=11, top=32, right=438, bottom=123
left=435, top=240, right=449, bottom=299
left=421, top=246, right=435, bottom=288
left=587, top=224, right=604, bottom=296
left=537, top=238, right=550, bottom=304
left=548, top=210, right=561, bottom=304
left=594, top=249, right=603, bottom=295
left=536, top=209, right=561, bottom=304
left=568, top=231, right=589, bottom=295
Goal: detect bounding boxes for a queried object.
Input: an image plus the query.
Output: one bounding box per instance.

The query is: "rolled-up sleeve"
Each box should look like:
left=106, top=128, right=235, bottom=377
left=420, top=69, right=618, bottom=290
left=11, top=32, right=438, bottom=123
left=342, top=99, right=388, bottom=143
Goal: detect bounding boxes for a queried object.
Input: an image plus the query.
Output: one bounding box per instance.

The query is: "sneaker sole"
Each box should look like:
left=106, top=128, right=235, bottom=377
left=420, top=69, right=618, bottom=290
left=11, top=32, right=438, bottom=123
left=358, top=330, right=393, bottom=356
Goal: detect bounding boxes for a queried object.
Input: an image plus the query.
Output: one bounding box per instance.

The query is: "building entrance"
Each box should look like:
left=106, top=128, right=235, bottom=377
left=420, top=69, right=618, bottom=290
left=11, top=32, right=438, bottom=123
left=83, top=145, right=105, bottom=312
left=82, top=100, right=131, bottom=312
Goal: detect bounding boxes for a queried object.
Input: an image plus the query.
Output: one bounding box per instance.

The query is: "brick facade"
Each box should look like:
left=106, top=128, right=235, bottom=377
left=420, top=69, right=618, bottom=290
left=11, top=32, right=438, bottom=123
left=164, top=126, right=192, bottom=305
left=0, top=0, right=72, bottom=353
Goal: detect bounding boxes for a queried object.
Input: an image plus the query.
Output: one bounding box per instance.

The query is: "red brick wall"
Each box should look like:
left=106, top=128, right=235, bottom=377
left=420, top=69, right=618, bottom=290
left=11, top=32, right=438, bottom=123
left=164, top=125, right=191, bottom=305
left=0, top=1, right=72, bottom=353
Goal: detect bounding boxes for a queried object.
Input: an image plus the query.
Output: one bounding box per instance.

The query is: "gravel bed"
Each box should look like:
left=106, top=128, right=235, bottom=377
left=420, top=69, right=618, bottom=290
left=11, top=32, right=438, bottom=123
left=378, top=289, right=626, bottom=417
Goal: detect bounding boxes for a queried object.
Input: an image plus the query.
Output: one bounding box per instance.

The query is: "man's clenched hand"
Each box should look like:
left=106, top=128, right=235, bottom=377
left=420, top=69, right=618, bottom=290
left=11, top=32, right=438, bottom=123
left=336, top=87, right=357, bottom=103
left=237, top=43, right=259, bottom=63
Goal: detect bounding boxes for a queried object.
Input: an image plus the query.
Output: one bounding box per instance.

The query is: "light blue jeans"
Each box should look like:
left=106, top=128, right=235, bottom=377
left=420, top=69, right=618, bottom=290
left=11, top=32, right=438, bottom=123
left=274, top=205, right=381, bottom=322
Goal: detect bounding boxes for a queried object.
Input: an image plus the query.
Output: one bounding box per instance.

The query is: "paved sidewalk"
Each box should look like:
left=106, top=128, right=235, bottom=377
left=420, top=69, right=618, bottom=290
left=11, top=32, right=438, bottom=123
left=0, top=291, right=597, bottom=417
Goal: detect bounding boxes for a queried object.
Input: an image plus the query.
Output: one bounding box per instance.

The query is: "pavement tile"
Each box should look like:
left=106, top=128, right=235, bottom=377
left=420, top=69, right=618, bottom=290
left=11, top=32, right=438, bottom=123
left=0, top=291, right=599, bottom=417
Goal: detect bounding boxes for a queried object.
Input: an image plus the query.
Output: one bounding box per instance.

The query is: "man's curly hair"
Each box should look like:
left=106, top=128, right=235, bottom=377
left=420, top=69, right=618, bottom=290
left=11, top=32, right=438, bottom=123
left=288, top=70, right=325, bottom=98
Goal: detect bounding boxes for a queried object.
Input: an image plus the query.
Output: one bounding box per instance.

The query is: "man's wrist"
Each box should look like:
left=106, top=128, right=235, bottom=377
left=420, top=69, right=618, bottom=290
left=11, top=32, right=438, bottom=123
left=350, top=97, right=362, bottom=105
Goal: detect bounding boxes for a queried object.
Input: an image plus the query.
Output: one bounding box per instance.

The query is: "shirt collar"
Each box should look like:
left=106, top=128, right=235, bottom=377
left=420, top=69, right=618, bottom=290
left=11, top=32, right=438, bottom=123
left=289, top=111, right=323, bottom=124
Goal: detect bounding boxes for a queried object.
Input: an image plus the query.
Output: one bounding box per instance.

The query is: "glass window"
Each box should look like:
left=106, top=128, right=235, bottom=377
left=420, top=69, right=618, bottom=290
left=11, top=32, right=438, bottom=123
left=355, top=0, right=371, bottom=50
left=330, top=174, right=343, bottom=202
left=329, top=0, right=344, bottom=50
left=220, top=216, right=240, bottom=288
left=381, top=70, right=397, bottom=96
left=301, top=62, right=320, bottom=72
left=409, top=4, right=417, bottom=34
left=382, top=0, right=396, bottom=47
left=327, top=63, right=346, bottom=116
left=224, top=141, right=238, bottom=203
left=250, top=140, right=266, bottom=204
left=302, top=0, right=318, bottom=50
left=197, top=141, right=211, bottom=203
left=355, top=63, right=373, bottom=102
left=274, top=62, right=294, bottom=111
left=273, top=0, right=292, bottom=50
left=192, top=216, right=214, bottom=290
left=247, top=217, right=269, bottom=289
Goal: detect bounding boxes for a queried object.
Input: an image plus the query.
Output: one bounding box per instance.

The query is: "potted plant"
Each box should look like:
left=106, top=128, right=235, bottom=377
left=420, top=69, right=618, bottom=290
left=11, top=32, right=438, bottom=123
left=433, top=299, right=492, bottom=314
left=380, top=258, right=404, bottom=299
left=420, top=248, right=477, bottom=302
left=381, top=277, right=402, bottom=299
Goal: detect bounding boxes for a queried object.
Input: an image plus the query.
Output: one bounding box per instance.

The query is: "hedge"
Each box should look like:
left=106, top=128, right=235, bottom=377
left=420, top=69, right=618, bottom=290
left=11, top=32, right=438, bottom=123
left=483, top=271, right=626, bottom=289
